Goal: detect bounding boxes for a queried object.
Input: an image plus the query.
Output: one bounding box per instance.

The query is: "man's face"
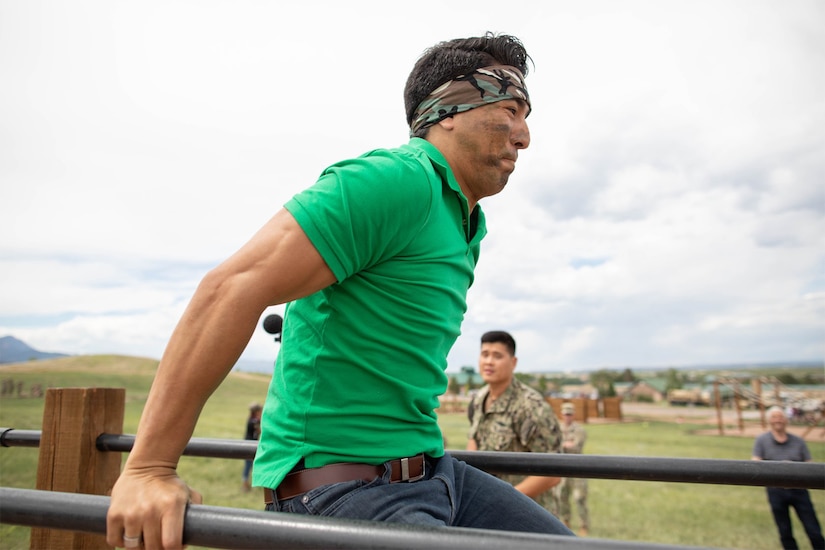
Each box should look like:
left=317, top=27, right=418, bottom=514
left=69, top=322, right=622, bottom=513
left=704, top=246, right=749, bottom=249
left=768, top=411, right=787, bottom=432
left=478, top=342, right=517, bottom=386
left=447, top=99, right=530, bottom=205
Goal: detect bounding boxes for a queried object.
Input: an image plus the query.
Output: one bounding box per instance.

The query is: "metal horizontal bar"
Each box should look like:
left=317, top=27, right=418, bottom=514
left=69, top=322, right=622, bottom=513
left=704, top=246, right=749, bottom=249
left=450, top=451, right=825, bottom=490
left=2, top=428, right=823, bottom=489
left=0, top=428, right=40, bottom=448
left=0, top=487, right=713, bottom=550
left=96, top=433, right=257, bottom=460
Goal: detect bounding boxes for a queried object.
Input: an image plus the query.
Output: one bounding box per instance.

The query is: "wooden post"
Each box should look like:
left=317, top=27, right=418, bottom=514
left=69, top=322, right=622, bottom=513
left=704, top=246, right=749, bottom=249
left=754, top=378, right=766, bottom=429
left=571, top=397, right=588, bottom=423
left=714, top=381, right=724, bottom=436
left=586, top=398, right=599, bottom=421
left=733, top=382, right=744, bottom=433
left=31, top=387, right=125, bottom=550
left=600, top=397, right=623, bottom=421
left=772, top=377, right=782, bottom=408
left=546, top=397, right=564, bottom=418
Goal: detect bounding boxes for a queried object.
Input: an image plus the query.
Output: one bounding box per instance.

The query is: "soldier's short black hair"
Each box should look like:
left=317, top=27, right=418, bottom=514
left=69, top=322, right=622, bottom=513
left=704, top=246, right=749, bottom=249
left=480, top=330, right=516, bottom=356
left=404, top=32, right=532, bottom=137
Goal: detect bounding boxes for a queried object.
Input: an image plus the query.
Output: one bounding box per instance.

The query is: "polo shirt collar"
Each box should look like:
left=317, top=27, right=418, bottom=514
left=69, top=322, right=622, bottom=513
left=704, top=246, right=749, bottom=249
left=407, top=137, right=464, bottom=197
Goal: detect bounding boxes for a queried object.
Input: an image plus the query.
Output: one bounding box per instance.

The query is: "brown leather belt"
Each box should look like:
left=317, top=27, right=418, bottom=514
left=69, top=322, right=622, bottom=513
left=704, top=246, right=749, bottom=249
left=264, top=454, right=426, bottom=504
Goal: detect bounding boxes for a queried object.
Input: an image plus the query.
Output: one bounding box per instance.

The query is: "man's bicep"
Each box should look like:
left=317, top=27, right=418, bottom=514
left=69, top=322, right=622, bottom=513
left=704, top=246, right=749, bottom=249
left=222, top=208, right=337, bottom=306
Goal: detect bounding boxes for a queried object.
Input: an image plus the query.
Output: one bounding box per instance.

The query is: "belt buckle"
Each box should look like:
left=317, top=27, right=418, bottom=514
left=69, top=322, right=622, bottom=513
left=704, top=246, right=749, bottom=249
left=399, top=456, right=425, bottom=482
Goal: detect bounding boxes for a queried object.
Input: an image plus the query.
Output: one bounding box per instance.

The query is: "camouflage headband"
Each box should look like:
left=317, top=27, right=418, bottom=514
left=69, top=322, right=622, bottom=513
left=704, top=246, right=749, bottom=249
left=409, top=65, right=531, bottom=136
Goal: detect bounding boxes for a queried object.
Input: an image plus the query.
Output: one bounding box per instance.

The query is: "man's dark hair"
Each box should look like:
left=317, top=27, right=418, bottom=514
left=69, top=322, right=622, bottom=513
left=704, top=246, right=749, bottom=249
left=480, top=330, right=517, bottom=356
left=404, top=32, right=532, bottom=137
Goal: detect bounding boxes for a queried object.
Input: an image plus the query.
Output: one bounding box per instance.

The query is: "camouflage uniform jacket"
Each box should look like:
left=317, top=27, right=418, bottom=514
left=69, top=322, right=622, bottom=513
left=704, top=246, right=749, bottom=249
left=468, top=379, right=561, bottom=508
left=561, top=422, right=586, bottom=454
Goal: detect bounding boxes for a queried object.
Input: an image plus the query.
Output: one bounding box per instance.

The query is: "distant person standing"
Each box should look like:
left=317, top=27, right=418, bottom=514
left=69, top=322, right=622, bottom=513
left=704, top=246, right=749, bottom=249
left=467, top=330, right=562, bottom=511
left=752, top=406, right=824, bottom=550
left=242, top=402, right=262, bottom=492
left=553, top=402, right=590, bottom=536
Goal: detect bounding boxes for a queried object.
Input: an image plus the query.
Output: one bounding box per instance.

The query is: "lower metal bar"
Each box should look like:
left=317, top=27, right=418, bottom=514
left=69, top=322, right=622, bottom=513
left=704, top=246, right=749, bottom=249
left=0, top=487, right=714, bottom=550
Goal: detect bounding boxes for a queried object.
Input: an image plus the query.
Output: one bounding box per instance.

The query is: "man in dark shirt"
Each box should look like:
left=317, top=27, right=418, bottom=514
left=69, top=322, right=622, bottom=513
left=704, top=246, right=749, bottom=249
left=752, top=406, right=824, bottom=550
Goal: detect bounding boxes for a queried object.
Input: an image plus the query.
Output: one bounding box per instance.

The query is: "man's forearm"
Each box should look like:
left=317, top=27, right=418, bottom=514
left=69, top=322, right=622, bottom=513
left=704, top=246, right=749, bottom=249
left=125, top=270, right=263, bottom=468
left=515, top=475, right=560, bottom=498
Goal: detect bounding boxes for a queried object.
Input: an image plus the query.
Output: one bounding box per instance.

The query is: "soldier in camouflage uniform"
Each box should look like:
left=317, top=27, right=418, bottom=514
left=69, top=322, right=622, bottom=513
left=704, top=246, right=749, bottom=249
left=553, top=402, right=589, bottom=536
left=467, top=331, right=562, bottom=512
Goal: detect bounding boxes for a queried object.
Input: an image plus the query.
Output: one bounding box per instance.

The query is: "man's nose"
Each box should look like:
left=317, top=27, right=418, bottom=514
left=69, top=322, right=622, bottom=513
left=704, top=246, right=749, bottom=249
left=513, top=118, right=530, bottom=149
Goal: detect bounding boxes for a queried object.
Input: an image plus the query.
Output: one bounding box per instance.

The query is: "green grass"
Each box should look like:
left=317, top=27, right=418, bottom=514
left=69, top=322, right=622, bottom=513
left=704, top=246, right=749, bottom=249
left=0, top=356, right=270, bottom=549
left=584, top=421, right=824, bottom=548
left=1, top=356, right=824, bottom=549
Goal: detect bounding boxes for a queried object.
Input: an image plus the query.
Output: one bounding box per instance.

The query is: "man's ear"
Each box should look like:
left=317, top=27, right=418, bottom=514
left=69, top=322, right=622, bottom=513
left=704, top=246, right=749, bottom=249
left=437, top=116, right=456, bottom=131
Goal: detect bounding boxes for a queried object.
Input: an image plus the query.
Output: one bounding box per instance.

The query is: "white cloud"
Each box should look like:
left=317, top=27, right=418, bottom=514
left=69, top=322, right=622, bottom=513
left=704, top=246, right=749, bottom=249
left=2, top=0, right=823, bottom=372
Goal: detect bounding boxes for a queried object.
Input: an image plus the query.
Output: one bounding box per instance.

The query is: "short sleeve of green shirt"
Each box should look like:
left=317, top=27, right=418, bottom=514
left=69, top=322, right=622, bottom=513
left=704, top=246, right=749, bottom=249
left=285, top=147, right=437, bottom=282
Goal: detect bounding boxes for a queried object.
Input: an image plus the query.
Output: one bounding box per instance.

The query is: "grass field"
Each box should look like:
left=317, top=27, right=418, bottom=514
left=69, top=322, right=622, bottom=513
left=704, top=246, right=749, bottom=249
left=1, top=356, right=823, bottom=549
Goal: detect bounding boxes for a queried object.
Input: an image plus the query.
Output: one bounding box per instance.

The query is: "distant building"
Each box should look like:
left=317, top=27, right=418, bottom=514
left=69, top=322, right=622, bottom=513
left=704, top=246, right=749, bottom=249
left=621, top=379, right=668, bottom=403
left=554, top=383, right=597, bottom=399
left=450, top=366, right=484, bottom=393
left=613, top=382, right=633, bottom=398
left=750, top=381, right=825, bottom=409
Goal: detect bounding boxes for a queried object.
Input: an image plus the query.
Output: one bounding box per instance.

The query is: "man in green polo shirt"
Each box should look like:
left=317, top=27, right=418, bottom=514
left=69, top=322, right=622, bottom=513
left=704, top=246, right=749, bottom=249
left=107, top=33, right=574, bottom=550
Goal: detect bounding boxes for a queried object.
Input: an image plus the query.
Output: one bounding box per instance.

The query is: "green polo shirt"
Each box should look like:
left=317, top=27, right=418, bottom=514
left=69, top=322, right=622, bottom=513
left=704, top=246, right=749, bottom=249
left=253, top=138, right=486, bottom=489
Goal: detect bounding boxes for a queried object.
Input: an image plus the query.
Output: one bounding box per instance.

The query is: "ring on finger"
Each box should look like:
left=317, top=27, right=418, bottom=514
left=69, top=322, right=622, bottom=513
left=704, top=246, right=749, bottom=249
left=123, top=534, right=142, bottom=548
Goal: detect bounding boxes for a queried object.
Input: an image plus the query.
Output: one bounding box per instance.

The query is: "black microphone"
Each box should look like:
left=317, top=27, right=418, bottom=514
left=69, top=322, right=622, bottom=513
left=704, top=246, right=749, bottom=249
left=262, top=314, right=283, bottom=343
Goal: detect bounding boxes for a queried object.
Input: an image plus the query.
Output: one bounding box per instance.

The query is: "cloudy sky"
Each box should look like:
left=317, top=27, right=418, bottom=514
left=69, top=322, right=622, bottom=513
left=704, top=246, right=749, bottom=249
left=1, top=1, right=822, bottom=373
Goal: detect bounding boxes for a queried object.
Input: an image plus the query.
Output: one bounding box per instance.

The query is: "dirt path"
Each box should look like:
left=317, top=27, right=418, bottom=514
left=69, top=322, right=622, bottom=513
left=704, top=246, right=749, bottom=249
left=616, top=402, right=825, bottom=442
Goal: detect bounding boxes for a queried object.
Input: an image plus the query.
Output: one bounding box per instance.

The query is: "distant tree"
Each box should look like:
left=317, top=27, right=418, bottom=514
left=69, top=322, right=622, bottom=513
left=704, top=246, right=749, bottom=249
left=664, top=368, right=684, bottom=393
left=620, top=368, right=636, bottom=382
left=515, top=372, right=533, bottom=385
left=548, top=375, right=576, bottom=387
left=603, top=381, right=617, bottom=397
left=545, top=377, right=563, bottom=394
left=537, top=374, right=548, bottom=394
left=447, top=376, right=460, bottom=395
left=776, top=373, right=799, bottom=385
left=802, top=373, right=824, bottom=385
left=590, top=369, right=619, bottom=397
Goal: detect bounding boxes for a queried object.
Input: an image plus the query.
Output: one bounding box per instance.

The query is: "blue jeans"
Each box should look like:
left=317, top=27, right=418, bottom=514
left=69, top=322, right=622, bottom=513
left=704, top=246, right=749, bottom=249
left=265, top=453, right=573, bottom=536
left=767, top=487, right=825, bottom=550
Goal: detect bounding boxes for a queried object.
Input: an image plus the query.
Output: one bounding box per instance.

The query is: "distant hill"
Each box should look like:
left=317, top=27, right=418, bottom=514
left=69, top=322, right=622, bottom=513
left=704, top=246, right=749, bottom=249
left=0, top=335, right=70, bottom=364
